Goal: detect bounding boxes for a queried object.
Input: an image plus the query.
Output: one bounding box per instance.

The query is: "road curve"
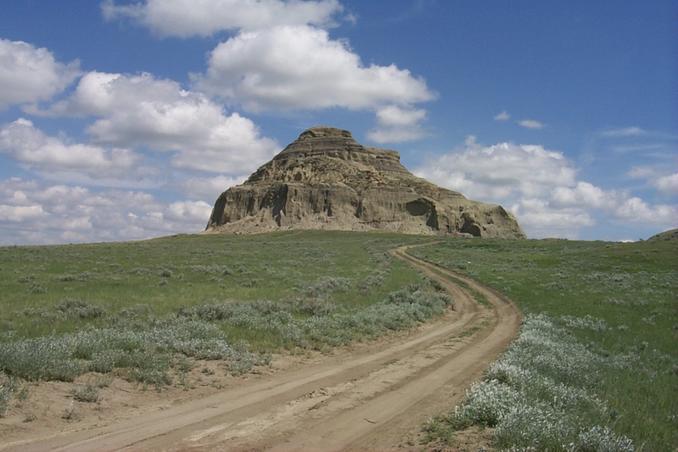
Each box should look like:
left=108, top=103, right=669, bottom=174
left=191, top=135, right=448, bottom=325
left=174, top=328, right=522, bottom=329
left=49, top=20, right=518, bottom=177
left=3, top=244, right=521, bottom=452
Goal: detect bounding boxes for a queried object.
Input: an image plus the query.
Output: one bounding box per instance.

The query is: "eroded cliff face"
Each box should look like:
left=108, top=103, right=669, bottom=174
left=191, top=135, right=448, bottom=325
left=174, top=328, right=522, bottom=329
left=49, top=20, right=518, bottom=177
left=206, top=127, right=525, bottom=238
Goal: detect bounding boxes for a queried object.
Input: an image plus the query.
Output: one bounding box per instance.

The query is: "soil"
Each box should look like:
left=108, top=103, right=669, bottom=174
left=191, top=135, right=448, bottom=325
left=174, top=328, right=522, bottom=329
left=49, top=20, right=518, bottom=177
left=0, top=244, right=521, bottom=451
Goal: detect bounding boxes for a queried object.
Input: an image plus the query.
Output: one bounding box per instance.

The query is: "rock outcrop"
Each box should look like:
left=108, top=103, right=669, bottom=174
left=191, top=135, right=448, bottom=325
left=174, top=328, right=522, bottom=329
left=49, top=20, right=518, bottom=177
left=206, top=127, right=525, bottom=238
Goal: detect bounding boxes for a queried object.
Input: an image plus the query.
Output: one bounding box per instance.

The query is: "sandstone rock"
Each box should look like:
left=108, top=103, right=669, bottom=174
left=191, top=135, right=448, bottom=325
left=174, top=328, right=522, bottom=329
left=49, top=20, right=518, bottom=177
left=206, top=127, right=525, bottom=239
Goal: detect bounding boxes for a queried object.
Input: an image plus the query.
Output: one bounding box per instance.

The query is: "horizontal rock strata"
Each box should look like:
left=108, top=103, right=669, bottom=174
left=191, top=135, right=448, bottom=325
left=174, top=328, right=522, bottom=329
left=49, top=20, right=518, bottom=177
left=206, top=127, right=525, bottom=238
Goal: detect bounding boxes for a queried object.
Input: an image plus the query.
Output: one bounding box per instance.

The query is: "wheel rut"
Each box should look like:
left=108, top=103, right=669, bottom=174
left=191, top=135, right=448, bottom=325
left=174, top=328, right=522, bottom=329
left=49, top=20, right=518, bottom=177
left=3, top=243, right=521, bottom=452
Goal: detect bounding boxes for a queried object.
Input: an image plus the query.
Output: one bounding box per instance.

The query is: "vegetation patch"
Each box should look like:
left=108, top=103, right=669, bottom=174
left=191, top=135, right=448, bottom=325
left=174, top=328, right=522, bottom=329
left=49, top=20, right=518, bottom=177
left=424, top=314, right=633, bottom=450
left=413, top=238, right=677, bottom=450
left=0, top=316, right=268, bottom=385
left=0, top=232, right=451, bottom=399
left=181, top=281, right=452, bottom=350
left=0, top=282, right=450, bottom=388
left=0, top=371, right=17, bottom=416
left=72, top=384, right=100, bottom=403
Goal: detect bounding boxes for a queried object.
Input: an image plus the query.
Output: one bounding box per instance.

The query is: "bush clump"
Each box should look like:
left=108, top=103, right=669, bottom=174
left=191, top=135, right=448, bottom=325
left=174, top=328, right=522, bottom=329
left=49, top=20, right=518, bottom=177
left=179, top=282, right=453, bottom=350
left=0, top=372, right=16, bottom=416
left=56, top=299, right=106, bottom=320
left=302, top=276, right=352, bottom=297
left=72, top=384, right=100, bottom=403
left=425, top=314, right=635, bottom=451
left=0, top=318, right=266, bottom=383
left=0, top=281, right=452, bottom=389
left=22, top=299, right=106, bottom=322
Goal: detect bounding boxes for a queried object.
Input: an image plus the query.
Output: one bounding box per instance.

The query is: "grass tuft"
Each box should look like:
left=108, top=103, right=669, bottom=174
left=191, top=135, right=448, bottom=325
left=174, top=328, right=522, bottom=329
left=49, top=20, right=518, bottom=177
left=72, top=384, right=100, bottom=403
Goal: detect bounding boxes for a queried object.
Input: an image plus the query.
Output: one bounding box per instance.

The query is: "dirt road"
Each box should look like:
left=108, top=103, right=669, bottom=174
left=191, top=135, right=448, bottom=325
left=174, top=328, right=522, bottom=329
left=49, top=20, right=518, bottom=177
left=3, top=245, right=521, bottom=451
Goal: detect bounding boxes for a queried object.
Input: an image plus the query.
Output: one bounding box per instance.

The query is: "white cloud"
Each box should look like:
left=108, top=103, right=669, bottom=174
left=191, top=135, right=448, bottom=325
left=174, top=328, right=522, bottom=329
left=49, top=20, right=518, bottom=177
left=627, top=165, right=657, bottom=179
left=367, top=105, right=427, bottom=144
left=494, top=111, right=510, bottom=121
left=517, top=119, right=544, bottom=129
left=615, top=197, right=676, bottom=224
left=180, top=174, right=246, bottom=200
left=166, top=200, right=213, bottom=223
left=44, top=71, right=279, bottom=174
left=655, top=173, right=678, bottom=195
left=374, top=104, right=426, bottom=127
left=550, top=181, right=677, bottom=232
left=102, top=0, right=343, bottom=37
left=0, top=38, right=80, bottom=110
left=511, top=198, right=594, bottom=239
left=415, top=140, right=576, bottom=202
left=415, top=137, right=677, bottom=238
left=193, top=25, right=434, bottom=112
left=0, top=204, right=45, bottom=222
left=104, top=4, right=433, bottom=146
left=627, top=166, right=678, bottom=195
left=551, top=182, right=616, bottom=209
left=0, top=178, right=213, bottom=245
left=601, top=126, right=646, bottom=137
left=0, top=118, right=141, bottom=182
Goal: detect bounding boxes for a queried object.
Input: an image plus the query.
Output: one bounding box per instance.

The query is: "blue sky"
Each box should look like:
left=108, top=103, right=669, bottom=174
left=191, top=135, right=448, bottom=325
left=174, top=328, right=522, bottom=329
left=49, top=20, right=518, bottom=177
left=0, top=0, right=675, bottom=244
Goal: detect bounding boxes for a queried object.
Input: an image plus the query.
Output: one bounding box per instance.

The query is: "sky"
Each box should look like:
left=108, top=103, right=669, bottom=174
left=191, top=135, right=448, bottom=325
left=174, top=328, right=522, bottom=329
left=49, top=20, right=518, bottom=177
left=0, top=0, right=676, bottom=245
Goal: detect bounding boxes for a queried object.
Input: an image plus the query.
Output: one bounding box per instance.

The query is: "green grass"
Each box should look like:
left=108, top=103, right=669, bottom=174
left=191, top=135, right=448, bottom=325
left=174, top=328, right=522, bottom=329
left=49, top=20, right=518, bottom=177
left=0, top=231, right=427, bottom=340
left=0, top=231, right=453, bottom=392
left=412, top=238, right=677, bottom=451
left=1, top=231, right=674, bottom=449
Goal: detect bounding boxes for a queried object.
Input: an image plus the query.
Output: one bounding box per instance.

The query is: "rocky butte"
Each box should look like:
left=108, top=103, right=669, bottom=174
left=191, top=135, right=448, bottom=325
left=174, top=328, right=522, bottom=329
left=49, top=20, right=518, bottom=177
left=206, top=127, right=525, bottom=238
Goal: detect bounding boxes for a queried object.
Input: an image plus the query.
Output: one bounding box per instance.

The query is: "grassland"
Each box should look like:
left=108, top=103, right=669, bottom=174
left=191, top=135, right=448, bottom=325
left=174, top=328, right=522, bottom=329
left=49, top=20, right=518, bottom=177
left=0, top=231, right=453, bottom=402
left=412, top=238, right=677, bottom=451
left=1, top=231, right=675, bottom=450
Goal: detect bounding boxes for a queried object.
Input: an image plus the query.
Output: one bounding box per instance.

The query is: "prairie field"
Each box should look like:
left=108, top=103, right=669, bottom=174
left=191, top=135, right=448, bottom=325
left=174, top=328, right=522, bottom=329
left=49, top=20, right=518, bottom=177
left=0, top=232, right=447, bottom=414
left=0, top=232, right=675, bottom=450
left=412, top=238, right=677, bottom=450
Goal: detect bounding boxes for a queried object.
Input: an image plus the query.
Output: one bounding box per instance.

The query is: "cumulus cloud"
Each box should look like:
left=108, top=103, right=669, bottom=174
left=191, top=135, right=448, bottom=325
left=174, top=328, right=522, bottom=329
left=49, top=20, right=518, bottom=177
left=0, top=38, right=80, bottom=110
left=614, top=197, right=676, bottom=224
left=416, top=138, right=576, bottom=201
left=415, top=137, right=677, bottom=238
left=368, top=105, right=427, bottom=144
left=179, top=174, right=246, bottom=200
left=628, top=166, right=678, bottom=195
left=193, top=25, right=434, bottom=112
left=511, top=198, right=594, bottom=238
left=105, top=2, right=433, bottom=144
left=517, top=119, right=544, bottom=129
left=494, top=111, right=510, bottom=121
left=374, top=104, right=426, bottom=128
left=0, top=118, right=144, bottom=184
left=0, top=178, right=213, bottom=245
left=44, top=71, right=279, bottom=174
left=655, top=173, right=678, bottom=194
left=547, top=182, right=675, bottom=230
left=102, top=0, right=343, bottom=37
left=166, top=200, right=213, bottom=223
left=0, top=204, right=45, bottom=222
left=551, top=182, right=616, bottom=209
